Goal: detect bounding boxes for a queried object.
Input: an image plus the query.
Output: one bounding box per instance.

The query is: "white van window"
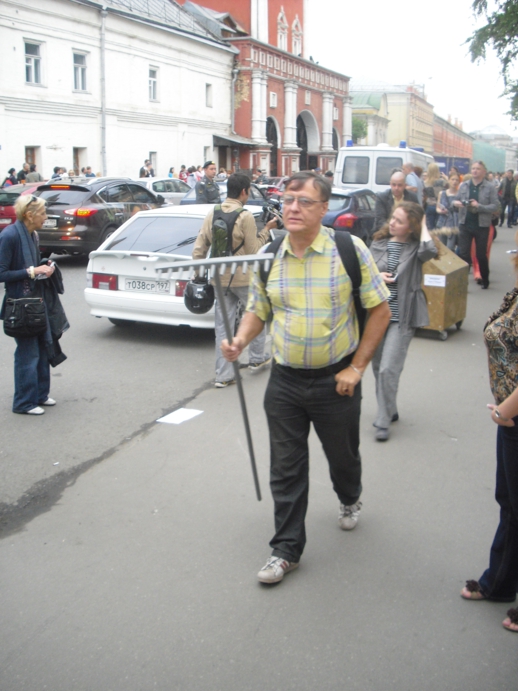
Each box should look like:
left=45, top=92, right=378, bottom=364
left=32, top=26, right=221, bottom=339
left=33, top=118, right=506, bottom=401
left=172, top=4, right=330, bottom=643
left=376, top=157, right=403, bottom=185
left=342, top=157, right=369, bottom=185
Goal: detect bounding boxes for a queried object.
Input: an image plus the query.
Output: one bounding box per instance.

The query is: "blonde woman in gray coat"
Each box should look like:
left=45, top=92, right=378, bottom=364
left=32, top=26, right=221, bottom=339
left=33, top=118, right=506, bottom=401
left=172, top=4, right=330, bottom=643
left=369, top=202, right=438, bottom=441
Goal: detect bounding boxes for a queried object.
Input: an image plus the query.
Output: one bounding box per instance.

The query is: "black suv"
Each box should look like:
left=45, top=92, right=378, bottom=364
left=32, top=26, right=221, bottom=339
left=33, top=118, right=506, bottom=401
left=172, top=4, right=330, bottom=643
left=34, top=178, right=165, bottom=255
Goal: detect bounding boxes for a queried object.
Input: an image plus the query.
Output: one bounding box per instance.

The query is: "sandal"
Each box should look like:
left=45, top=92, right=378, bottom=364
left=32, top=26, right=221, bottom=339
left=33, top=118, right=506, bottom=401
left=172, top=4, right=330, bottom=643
left=461, top=580, right=487, bottom=600
left=503, top=608, right=518, bottom=633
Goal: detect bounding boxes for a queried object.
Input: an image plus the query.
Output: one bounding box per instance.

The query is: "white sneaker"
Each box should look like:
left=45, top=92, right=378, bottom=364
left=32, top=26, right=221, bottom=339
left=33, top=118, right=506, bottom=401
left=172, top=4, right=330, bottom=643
left=26, top=406, right=45, bottom=415
left=248, top=357, right=272, bottom=373
left=41, top=397, right=56, bottom=406
left=257, top=556, right=299, bottom=584
left=338, top=501, right=362, bottom=530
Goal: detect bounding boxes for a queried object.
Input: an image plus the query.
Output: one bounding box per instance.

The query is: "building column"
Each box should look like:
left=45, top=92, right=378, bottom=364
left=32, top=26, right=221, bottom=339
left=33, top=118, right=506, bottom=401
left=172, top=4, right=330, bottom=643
left=367, top=116, right=376, bottom=145
left=342, top=95, right=352, bottom=144
left=251, top=70, right=267, bottom=143
left=321, top=92, right=334, bottom=152
left=284, top=81, right=298, bottom=149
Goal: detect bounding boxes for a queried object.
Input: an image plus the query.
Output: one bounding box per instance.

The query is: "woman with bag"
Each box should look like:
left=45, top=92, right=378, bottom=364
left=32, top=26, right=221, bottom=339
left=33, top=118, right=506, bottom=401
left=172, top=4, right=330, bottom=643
left=423, top=163, right=447, bottom=230
left=369, top=202, right=438, bottom=441
left=436, top=171, right=461, bottom=251
left=461, top=233, right=518, bottom=633
left=0, top=196, right=56, bottom=415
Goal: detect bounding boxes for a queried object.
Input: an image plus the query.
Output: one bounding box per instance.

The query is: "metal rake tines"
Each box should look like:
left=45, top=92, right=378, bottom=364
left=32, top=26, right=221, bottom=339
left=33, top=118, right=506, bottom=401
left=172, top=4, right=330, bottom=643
left=154, top=253, right=274, bottom=280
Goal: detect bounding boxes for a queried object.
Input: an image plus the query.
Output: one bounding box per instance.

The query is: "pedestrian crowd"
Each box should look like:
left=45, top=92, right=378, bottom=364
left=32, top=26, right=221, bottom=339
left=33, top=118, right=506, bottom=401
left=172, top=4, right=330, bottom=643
left=0, top=161, right=516, bottom=637
left=2, top=163, right=99, bottom=187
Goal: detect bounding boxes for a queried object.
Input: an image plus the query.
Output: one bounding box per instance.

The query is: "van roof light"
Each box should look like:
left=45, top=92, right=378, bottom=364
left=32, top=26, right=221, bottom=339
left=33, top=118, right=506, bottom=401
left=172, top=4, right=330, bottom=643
left=346, top=139, right=354, bottom=147
left=399, top=140, right=407, bottom=148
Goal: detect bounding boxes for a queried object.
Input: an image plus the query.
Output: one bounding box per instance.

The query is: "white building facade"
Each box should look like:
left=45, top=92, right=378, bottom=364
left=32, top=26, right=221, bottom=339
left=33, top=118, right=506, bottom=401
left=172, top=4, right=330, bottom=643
left=0, top=0, right=236, bottom=178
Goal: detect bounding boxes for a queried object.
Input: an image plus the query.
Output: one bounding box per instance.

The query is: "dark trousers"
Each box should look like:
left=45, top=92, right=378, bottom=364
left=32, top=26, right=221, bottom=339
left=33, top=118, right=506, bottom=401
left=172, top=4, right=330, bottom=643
left=479, top=420, right=518, bottom=601
left=13, top=335, right=50, bottom=413
left=263, top=362, right=362, bottom=562
left=458, top=224, right=490, bottom=285
left=500, top=200, right=515, bottom=227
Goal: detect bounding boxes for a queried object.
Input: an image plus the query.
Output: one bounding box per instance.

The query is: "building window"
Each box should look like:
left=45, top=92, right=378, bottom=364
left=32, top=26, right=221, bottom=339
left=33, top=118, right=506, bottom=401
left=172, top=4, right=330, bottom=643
left=292, top=15, right=302, bottom=56
left=305, top=90, right=311, bottom=105
left=205, top=83, right=213, bottom=108
left=270, top=92, right=277, bottom=108
left=267, top=54, right=273, bottom=68
left=275, top=57, right=280, bottom=70
left=73, top=53, right=87, bottom=91
left=149, top=68, right=158, bottom=101
left=260, top=52, right=266, bottom=65
left=25, top=42, right=42, bottom=84
left=277, top=8, right=288, bottom=51
left=333, top=107, right=339, bottom=121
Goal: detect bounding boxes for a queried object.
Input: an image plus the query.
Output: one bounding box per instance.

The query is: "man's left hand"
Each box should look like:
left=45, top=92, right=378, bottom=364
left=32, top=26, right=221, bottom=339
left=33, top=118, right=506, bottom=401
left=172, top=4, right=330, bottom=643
left=335, top=367, right=361, bottom=397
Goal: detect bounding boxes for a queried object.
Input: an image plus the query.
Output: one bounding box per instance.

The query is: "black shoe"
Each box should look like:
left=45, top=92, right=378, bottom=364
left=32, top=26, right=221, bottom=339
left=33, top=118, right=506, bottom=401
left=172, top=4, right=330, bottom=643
left=475, top=278, right=483, bottom=285
left=481, top=281, right=490, bottom=289
left=391, top=413, right=399, bottom=422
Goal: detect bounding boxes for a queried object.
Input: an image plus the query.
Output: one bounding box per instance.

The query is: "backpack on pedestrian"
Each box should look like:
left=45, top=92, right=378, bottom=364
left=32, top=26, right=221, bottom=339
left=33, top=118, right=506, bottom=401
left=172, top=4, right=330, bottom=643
left=211, top=205, right=245, bottom=258
left=260, top=230, right=366, bottom=335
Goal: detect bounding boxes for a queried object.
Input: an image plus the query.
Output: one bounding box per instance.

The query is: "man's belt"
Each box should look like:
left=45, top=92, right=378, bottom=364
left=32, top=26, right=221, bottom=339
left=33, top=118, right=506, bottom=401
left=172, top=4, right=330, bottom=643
left=274, top=354, right=354, bottom=379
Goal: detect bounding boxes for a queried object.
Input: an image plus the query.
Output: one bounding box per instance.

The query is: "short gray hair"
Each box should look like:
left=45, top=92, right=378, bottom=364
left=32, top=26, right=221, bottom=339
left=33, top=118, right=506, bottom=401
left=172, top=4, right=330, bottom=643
left=14, top=195, right=45, bottom=221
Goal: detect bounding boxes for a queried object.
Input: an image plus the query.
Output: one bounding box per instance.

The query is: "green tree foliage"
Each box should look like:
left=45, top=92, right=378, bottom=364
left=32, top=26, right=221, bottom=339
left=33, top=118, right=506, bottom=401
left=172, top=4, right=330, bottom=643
left=352, top=117, right=367, bottom=143
left=468, top=0, right=518, bottom=119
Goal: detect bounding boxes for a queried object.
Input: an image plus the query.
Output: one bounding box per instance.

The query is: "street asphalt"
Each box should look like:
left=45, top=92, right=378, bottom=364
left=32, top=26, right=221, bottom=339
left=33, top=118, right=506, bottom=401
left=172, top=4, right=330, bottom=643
left=1, top=231, right=517, bottom=690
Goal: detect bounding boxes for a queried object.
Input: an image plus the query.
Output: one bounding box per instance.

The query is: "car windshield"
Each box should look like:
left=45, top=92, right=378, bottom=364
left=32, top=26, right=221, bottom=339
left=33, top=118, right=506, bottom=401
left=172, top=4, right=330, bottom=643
left=0, top=191, right=19, bottom=205
left=36, top=189, right=90, bottom=205
left=106, top=216, right=203, bottom=255
left=328, top=195, right=351, bottom=211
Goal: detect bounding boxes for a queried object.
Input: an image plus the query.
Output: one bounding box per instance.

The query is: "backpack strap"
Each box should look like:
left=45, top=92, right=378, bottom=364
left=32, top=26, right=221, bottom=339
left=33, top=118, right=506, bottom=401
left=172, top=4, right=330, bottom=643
left=259, top=234, right=284, bottom=285
left=333, top=231, right=366, bottom=337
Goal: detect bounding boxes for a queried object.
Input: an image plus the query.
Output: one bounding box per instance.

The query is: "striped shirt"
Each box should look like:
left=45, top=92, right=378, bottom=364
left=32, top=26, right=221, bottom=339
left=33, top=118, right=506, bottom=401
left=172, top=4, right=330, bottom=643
left=246, top=227, right=390, bottom=369
left=386, top=241, right=404, bottom=322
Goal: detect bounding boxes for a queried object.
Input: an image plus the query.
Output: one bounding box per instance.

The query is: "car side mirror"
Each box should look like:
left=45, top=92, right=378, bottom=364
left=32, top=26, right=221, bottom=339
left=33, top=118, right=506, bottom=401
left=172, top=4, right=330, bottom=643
left=157, top=194, right=165, bottom=206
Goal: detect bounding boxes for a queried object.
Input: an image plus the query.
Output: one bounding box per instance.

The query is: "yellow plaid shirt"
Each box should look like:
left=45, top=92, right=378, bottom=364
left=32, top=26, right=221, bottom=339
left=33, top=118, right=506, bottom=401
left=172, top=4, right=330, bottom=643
left=247, top=227, right=390, bottom=368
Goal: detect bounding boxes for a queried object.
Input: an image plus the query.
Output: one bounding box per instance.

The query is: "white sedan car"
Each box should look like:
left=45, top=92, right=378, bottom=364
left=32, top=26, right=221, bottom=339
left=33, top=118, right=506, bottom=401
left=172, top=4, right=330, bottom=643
left=131, top=177, right=190, bottom=205
left=84, top=205, right=265, bottom=329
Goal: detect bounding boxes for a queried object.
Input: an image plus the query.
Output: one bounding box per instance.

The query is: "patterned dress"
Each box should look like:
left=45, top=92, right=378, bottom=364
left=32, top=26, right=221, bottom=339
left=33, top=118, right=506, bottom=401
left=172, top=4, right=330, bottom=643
left=484, top=288, right=518, bottom=404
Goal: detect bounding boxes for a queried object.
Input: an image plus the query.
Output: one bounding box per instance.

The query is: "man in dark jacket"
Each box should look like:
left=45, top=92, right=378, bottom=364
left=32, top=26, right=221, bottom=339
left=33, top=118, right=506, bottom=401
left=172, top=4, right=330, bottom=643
left=195, top=161, right=221, bottom=204
left=498, top=169, right=516, bottom=227
left=374, top=171, right=419, bottom=232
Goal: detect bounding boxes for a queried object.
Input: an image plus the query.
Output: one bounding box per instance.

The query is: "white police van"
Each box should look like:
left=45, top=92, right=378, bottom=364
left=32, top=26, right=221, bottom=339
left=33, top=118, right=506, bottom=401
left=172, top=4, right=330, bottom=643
left=333, top=142, right=434, bottom=193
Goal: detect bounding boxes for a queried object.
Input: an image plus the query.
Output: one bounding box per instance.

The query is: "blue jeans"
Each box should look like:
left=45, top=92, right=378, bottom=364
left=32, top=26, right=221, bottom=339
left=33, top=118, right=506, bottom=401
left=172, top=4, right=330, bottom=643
left=13, top=335, right=50, bottom=413
left=479, top=420, right=518, bottom=602
left=214, top=285, right=266, bottom=383
left=425, top=205, right=438, bottom=231
left=264, top=361, right=362, bottom=562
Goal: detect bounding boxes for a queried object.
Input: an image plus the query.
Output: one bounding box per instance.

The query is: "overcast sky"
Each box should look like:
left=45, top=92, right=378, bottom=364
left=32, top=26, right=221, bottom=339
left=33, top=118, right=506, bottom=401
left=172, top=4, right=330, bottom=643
left=305, top=0, right=518, bottom=137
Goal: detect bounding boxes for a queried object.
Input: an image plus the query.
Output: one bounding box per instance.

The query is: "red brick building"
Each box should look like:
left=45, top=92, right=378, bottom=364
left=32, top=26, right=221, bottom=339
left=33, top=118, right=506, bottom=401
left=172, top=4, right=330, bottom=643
left=433, top=114, right=473, bottom=159
left=180, top=0, right=352, bottom=175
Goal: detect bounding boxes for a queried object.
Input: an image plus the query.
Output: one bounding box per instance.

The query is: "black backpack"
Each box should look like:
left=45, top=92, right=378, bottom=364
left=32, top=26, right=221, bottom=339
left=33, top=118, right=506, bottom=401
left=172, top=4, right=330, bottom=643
left=259, top=230, right=366, bottom=336
left=211, top=205, right=245, bottom=258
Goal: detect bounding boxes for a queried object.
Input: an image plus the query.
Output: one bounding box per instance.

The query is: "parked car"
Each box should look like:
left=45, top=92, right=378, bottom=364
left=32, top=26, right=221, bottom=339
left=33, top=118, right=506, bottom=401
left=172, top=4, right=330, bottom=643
left=258, top=176, right=289, bottom=198
left=0, top=182, right=48, bottom=231
left=132, top=177, right=190, bottom=205
left=33, top=178, right=166, bottom=255
left=84, top=204, right=267, bottom=329
left=323, top=188, right=378, bottom=245
left=180, top=181, right=268, bottom=206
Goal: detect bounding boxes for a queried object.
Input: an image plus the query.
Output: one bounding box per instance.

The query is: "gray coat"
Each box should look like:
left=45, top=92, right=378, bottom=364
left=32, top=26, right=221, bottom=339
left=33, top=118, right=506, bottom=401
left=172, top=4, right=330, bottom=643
left=370, top=237, right=437, bottom=335
left=454, top=179, right=499, bottom=228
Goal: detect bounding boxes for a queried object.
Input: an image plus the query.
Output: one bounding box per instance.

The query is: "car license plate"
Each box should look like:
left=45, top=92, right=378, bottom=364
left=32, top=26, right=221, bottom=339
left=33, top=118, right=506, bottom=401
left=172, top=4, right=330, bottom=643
left=124, top=279, right=170, bottom=294
left=42, top=219, right=57, bottom=229
left=0, top=218, right=11, bottom=224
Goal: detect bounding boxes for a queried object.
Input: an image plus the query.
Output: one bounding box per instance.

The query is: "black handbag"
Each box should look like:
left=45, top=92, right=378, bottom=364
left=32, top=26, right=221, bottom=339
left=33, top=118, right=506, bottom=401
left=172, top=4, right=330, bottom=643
left=3, top=297, right=48, bottom=338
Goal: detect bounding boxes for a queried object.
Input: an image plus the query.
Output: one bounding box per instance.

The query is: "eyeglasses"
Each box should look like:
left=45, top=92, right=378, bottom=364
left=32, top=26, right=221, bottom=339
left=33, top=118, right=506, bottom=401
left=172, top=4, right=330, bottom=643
left=281, top=195, right=326, bottom=208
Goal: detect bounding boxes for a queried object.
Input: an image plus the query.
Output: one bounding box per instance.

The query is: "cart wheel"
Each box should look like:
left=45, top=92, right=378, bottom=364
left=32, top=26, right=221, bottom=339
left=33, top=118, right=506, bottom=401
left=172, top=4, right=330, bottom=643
left=455, top=320, right=463, bottom=330
left=439, top=330, right=448, bottom=341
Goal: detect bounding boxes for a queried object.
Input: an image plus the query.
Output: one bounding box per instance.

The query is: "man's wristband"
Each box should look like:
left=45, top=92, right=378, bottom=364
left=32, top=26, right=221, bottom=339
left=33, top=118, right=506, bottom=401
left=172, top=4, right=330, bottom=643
left=494, top=408, right=511, bottom=422
left=349, top=364, right=363, bottom=378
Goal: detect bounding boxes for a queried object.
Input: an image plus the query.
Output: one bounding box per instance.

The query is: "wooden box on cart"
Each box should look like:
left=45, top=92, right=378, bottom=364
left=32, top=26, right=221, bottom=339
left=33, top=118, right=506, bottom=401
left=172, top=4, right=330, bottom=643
left=420, top=247, right=469, bottom=340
